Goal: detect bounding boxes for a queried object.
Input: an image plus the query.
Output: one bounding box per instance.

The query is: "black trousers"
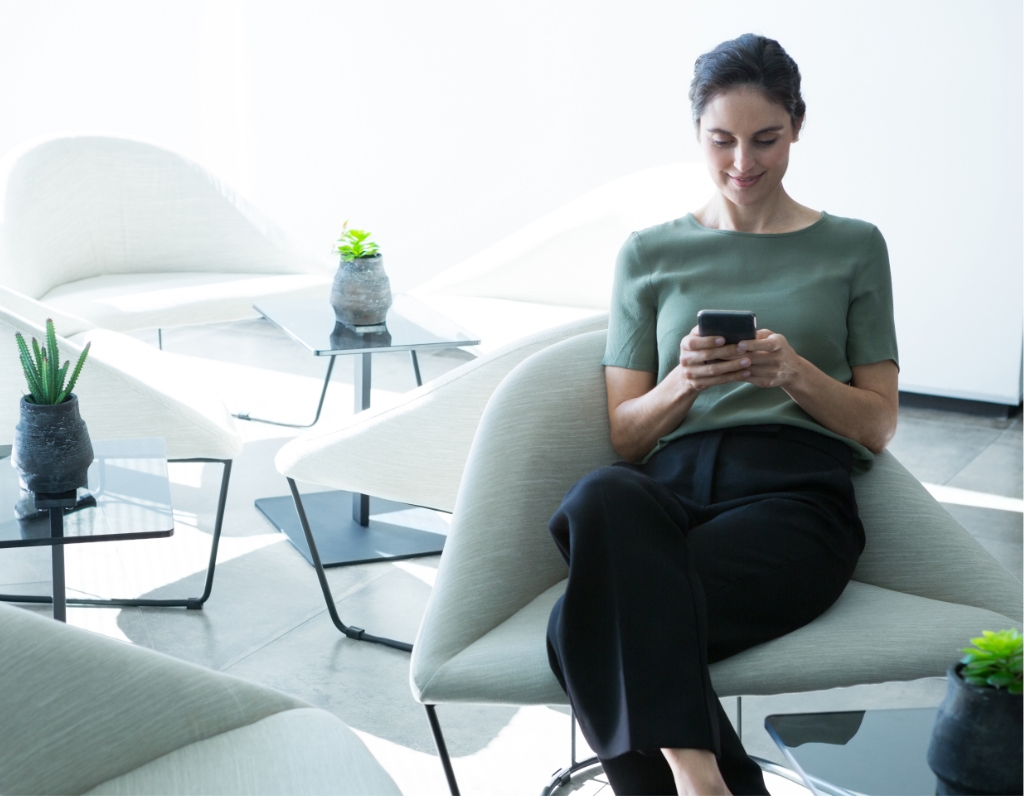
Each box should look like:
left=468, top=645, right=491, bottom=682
left=546, top=425, right=864, bottom=795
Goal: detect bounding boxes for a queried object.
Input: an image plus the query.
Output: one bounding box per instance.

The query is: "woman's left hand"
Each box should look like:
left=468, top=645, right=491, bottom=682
left=734, top=329, right=804, bottom=389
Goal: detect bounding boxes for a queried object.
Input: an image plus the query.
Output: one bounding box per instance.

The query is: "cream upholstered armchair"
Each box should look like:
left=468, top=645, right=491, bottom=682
left=0, top=602, right=401, bottom=795
left=0, top=291, right=242, bottom=609
left=409, top=330, right=1023, bottom=794
left=0, top=135, right=333, bottom=336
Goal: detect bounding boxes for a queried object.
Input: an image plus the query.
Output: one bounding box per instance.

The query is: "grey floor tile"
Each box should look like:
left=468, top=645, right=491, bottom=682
left=946, top=433, right=1023, bottom=498
left=887, top=417, right=1002, bottom=484
left=132, top=542, right=389, bottom=671
left=222, top=576, right=520, bottom=757
left=941, top=504, right=1023, bottom=581
left=942, top=504, right=1024, bottom=543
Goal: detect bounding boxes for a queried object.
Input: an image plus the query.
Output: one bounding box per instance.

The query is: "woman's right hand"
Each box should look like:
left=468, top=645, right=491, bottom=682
left=678, top=325, right=752, bottom=393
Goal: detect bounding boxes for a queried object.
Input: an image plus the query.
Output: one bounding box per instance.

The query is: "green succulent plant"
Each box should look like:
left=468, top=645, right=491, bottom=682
left=14, top=319, right=91, bottom=405
left=960, top=629, right=1022, bottom=695
left=336, top=221, right=380, bottom=262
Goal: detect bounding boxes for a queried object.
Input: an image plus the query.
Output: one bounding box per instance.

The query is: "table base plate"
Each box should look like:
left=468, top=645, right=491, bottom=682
left=255, top=490, right=447, bottom=567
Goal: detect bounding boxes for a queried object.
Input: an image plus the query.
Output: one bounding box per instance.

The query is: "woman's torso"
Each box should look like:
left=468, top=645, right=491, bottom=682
left=602, top=211, right=898, bottom=466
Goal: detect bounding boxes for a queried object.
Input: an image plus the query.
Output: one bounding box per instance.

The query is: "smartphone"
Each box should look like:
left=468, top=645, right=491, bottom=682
left=697, top=310, right=757, bottom=344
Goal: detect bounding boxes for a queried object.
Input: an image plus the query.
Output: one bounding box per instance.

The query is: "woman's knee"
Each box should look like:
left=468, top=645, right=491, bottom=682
left=560, top=465, right=649, bottom=519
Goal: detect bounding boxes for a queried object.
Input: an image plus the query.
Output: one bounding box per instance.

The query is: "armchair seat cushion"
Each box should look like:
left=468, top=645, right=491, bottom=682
left=413, top=295, right=606, bottom=355
left=42, top=272, right=332, bottom=333
left=86, top=708, right=401, bottom=796
left=412, top=579, right=1017, bottom=707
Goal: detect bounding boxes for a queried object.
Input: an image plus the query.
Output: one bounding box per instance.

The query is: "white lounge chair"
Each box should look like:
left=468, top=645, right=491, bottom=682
left=408, top=330, right=1023, bottom=794
left=0, top=135, right=333, bottom=335
left=0, top=602, right=401, bottom=795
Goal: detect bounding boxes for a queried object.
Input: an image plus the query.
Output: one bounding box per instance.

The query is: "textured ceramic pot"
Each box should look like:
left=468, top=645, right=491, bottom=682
left=927, top=664, right=1023, bottom=795
left=330, top=255, right=393, bottom=327
left=11, top=395, right=94, bottom=494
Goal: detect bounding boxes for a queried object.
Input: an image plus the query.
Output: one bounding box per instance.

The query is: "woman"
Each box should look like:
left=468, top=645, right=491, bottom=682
left=545, top=34, right=899, bottom=796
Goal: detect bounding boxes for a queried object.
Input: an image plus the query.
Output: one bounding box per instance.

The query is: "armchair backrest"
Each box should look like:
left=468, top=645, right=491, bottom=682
left=413, top=330, right=1022, bottom=686
left=0, top=136, right=330, bottom=298
left=410, top=163, right=714, bottom=310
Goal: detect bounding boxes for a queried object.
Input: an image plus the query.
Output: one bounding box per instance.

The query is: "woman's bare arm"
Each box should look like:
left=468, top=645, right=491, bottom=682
left=736, top=329, right=899, bottom=453
left=607, top=327, right=899, bottom=461
left=606, top=330, right=752, bottom=461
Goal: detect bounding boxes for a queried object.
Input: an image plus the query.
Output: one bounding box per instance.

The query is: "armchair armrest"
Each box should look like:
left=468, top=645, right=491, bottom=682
left=411, top=330, right=616, bottom=699
left=276, top=313, right=608, bottom=512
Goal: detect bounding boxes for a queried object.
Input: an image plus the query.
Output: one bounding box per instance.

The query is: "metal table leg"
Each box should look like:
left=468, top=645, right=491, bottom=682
left=50, top=509, right=66, bottom=622
left=234, top=356, right=337, bottom=428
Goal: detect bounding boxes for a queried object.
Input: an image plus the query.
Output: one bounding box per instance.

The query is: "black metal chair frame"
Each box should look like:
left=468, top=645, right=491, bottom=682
left=0, top=458, right=232, bottom=610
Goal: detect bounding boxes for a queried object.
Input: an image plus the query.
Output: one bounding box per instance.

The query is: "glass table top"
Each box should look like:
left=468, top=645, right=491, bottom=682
left=765, top=707, right=939, bottom=796
left=0, top=438, right=174, bottom=548
left=253, top=293, right=480, bottom=356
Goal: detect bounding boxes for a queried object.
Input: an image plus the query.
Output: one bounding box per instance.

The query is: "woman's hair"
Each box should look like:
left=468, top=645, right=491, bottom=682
left=689, top=34, right=806, bottom=129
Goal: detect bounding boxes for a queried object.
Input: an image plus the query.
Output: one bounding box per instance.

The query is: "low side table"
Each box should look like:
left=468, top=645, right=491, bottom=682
left=0, top=438, right=175, bottom=621
left=764, top=707, right=940, bottom=795
left=249, top=294, right=479, bottom=569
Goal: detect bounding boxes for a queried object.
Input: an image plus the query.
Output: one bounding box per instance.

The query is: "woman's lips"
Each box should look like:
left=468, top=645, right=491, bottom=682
left=729, top=173, right=763, bottom=188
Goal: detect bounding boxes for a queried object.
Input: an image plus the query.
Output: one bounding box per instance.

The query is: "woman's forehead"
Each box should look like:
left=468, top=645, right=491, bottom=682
left=700, top=87, right=791, bottom=132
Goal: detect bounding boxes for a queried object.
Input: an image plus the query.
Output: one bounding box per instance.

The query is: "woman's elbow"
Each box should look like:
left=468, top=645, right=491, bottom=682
left=863, top=413, right=898, bottom=454
left=609, top=426, right=647, bottom=463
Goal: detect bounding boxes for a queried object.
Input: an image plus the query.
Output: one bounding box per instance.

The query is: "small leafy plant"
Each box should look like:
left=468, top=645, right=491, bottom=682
left=336, top=221, right=380, bottom=262
left=960, top=629, right=1022, bottom=695
left=14, top=319, right=91, bottom=405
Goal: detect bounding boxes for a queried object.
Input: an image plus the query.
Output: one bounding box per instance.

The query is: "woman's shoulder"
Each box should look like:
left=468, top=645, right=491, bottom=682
left=628, top=214, right=704, bottom=256
left=818, top=213, right=885, bottom=245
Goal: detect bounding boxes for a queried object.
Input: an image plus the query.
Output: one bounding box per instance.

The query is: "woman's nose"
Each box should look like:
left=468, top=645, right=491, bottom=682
left=734, top=145, right=755, bottom=173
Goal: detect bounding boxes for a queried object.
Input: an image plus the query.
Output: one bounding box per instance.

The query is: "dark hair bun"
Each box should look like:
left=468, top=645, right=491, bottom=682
left=689, top=34, right=806, bottom=128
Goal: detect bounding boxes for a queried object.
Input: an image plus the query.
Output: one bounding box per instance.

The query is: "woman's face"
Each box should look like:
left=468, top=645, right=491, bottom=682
left=697, top=87, right=800, bottom=207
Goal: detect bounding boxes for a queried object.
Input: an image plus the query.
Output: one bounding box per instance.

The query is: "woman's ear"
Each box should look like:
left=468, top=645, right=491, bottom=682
left=791, top=118, right=803, bottom=142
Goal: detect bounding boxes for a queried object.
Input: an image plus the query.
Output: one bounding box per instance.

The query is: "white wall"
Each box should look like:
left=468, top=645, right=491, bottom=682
left=0, top=0, right=1020, bottom=403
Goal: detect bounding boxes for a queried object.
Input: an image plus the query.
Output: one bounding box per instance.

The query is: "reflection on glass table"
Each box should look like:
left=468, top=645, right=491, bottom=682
left=241, top=293, right=480, bottom=430
left=765, top=708, right=939, bottom=796
left=0, top=438, right=174, bottom=621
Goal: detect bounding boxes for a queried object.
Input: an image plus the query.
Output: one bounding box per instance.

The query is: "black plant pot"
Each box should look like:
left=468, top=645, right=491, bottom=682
left=927, top=663, right=1023, bottom=795
left=330, top=255, right=393, bottom=327
left=11, top=394, right=94, bottom=494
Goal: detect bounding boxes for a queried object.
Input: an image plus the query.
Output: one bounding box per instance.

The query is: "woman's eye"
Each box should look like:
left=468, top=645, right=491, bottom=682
left=755, top=139, right=777, bottom=147
left=712, top=140, right=732, bottom=147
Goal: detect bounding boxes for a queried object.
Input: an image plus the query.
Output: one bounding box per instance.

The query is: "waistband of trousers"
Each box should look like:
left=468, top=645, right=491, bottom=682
left=716, top=424, right=854, bottom=471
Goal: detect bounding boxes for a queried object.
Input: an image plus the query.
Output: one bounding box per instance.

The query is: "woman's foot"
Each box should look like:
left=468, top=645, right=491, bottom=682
left=661, top=748, right=732, bottom=795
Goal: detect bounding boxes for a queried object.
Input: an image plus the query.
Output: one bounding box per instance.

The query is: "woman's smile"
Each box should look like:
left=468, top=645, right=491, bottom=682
left=729, top=173, right=763, bottom=188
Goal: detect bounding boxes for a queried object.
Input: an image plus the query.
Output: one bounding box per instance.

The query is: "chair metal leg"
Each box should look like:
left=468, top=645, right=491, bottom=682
left=541, top=706, right=601, bottom=795
left=410, top=350, right=423, bottom=387
left=157, top=328, right=163, bottom=350
left=286, top=477, right=413, bottom=652
left=234, top=355, right=336, bottom=428
left=0, top=458, right=232, bottom=610
left=425, top=704, right=460, bottom=796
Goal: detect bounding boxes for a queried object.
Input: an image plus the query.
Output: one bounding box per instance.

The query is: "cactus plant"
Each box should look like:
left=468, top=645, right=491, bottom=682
left=14, top=319, right=90, bottom=405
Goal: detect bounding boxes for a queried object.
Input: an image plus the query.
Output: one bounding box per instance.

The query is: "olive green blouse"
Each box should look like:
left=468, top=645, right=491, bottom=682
left=602, top=212, right=899, bottom=467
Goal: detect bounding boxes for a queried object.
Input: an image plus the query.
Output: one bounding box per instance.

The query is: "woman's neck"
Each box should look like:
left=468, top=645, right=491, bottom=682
left=694, top=187, right=820, bottom=234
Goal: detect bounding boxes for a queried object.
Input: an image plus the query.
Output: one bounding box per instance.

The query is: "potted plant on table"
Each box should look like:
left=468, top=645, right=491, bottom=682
left=330, top=222, right=392, bottom=327
left=927, top=628, right=1023, bottom=795
left=12, top=319, right=93, bottom=494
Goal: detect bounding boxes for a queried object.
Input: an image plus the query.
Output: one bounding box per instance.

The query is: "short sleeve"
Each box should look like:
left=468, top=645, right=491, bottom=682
left=846, top=225, right=899, bottom=369
left=602, top=232, right=659, bottom=372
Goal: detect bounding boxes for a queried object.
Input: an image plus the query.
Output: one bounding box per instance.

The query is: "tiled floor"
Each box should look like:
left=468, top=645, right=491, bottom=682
left=3, top=318, right=1020, bottom=795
